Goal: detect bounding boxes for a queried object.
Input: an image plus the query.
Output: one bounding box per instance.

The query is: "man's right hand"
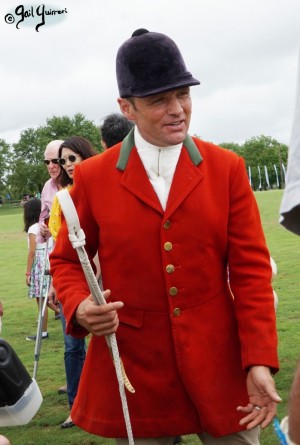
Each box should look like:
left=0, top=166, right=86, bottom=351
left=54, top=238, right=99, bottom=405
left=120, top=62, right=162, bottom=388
left=40, top=222, right=51, bottom=238
left=75, top=290, right=124, bottom=336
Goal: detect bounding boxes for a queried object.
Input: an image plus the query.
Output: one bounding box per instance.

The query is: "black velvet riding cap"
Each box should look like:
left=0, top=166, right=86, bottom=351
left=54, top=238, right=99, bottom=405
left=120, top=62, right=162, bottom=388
left=116, top=29, right=200, bottom=98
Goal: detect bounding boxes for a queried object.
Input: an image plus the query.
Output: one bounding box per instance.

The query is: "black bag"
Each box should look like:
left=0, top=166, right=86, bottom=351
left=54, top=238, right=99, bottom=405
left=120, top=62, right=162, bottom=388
left=0, top=338, right=42, bottom=426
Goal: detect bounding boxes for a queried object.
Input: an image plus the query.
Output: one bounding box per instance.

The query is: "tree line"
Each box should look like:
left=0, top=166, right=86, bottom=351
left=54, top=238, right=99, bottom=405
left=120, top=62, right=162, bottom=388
left=0, top=113, right=102, bottom=201
left=0, top=113, right=288, bottom=201
left=219, top=136, right=288, bottom=191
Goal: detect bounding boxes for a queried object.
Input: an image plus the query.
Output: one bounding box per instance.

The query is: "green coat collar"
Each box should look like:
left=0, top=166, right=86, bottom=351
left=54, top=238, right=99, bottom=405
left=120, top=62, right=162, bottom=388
left=116, top=128, right=202, bottom=171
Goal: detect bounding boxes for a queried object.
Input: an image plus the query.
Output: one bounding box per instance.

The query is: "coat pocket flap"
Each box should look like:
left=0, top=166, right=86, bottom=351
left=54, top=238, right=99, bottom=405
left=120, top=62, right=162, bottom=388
left=119, top=306, right=143, bottom=328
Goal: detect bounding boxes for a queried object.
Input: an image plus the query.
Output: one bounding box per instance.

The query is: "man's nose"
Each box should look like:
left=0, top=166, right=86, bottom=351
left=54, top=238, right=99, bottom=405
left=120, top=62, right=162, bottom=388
left=167, top=97, right=183, bottom=114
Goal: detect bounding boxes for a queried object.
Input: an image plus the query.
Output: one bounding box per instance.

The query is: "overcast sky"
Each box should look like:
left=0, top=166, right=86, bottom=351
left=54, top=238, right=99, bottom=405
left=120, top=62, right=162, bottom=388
left=1, top=0, right=300, bottom=146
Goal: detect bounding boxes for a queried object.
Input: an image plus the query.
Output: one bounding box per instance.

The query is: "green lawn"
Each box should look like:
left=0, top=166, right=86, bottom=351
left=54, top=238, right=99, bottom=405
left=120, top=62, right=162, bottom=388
left=0, top=190, right=299, bottom=444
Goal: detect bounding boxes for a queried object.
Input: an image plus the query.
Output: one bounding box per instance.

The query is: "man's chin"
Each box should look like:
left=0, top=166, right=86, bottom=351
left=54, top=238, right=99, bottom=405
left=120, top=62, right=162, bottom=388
left=166, top=131, right=187, bottom=146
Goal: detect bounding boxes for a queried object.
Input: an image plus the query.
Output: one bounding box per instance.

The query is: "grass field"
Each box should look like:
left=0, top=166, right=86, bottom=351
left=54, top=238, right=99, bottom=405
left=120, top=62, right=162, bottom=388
left=0, top=190, right=300, bottom=445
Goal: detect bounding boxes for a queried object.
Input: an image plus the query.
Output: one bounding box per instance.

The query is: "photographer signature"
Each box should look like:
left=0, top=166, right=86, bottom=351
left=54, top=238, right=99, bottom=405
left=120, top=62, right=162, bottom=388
left=5, top=4, right=68, bottom=32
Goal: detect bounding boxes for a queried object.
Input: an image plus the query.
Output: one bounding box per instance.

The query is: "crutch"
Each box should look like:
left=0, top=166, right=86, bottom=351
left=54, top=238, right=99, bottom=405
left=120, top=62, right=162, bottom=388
left=57, top=189, right=135, bottom=445
left=33, top=239, right=51, bottom=380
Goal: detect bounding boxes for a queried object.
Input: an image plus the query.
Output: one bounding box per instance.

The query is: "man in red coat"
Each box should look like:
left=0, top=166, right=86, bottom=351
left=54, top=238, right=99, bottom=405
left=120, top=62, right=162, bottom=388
left=50, top=29, right=281, bottom=445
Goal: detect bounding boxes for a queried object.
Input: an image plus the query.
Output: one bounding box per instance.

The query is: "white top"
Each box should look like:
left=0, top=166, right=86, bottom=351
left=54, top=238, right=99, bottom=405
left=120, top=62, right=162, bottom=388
left=135, top=127, right=182, bottom=210
left=27, top=222, right=39, bottom=248
left=280, top=49, right=300, bottom=235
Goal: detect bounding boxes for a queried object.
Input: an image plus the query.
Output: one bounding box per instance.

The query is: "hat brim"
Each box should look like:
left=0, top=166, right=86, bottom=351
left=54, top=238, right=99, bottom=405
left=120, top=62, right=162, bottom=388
left=123, top=77, right=200, bottom=98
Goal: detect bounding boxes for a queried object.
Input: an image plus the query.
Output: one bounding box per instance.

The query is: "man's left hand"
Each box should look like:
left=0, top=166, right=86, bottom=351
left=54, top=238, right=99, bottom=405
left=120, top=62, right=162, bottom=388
left=237, top=365, right=282, bottom=429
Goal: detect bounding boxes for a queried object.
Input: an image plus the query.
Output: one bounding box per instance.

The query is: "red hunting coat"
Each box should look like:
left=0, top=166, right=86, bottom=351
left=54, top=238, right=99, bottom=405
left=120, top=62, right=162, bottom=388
left=50, top=131, right=279, bottom=438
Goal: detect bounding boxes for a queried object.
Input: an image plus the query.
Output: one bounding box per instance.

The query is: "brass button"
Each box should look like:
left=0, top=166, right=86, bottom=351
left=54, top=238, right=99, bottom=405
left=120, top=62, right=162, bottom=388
left=164, top=220, right=171, bottom=229
left=173, top=308, right=181, bottom=317
left=166, top=264, right=175, bottom=274
left=169, top=287, right=178, bottom=296
left=164, top=242, right=172, bottom=251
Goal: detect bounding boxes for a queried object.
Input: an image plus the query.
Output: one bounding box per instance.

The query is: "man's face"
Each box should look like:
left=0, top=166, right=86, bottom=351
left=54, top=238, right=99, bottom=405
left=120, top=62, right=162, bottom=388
left=118, top=87, right=192, bottom=147
left=44, top=146, right=60, bottom=180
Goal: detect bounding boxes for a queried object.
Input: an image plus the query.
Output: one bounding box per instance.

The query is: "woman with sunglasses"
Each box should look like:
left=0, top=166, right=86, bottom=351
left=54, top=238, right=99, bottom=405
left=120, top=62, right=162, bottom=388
left=49, top=137, right=98, bottom=239
left=48, top=136, right=98, bottom=429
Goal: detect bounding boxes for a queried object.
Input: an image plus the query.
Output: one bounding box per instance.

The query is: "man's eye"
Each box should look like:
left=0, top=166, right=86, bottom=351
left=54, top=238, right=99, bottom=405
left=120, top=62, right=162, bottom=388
left=151, top=98, right=163, bottom=105
left=178, top=92, right=189, bottom=98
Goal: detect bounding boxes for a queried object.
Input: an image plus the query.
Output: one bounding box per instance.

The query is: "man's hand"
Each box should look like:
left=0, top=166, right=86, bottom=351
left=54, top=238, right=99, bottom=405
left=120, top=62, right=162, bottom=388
left=75, top=290, right=124, bottom=336
left=47, top=283, right=59, bottom=313
left=237, top=366, right=282, bottom=429
left=40, top=222, right=51, bottom=238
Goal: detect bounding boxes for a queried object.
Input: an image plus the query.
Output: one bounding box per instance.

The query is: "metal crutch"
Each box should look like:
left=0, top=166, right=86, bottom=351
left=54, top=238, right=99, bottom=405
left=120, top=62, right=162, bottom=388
left=33, top=239, right=51, bottom=380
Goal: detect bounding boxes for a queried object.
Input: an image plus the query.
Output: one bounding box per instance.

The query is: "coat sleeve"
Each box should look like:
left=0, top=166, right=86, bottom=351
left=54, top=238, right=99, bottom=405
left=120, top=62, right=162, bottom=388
left=50, top=165, right=99, bottom=337
left=227, top=157, right=279, bottom=372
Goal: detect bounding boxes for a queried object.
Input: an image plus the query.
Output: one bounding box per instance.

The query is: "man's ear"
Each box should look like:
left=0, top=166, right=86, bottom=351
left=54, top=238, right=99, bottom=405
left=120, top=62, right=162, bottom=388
left=117, top=98, right=135, bottom=120
left=101, top=139, right=107, bottom=150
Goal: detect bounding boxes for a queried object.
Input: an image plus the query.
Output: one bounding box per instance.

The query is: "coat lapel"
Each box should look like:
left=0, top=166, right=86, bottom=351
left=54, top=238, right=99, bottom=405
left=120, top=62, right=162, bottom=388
left=120, top=147, right=164, bottom=214
left=165, top=146, right=203, bottom=219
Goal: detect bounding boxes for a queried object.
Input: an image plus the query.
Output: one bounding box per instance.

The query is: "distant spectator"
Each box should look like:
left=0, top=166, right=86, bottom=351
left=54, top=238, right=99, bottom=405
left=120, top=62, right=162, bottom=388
left=20, top=195, right=30, bottom=206
left=100, top=113, right=134, bottom=150
left=37, top=140, right=63, bottom=244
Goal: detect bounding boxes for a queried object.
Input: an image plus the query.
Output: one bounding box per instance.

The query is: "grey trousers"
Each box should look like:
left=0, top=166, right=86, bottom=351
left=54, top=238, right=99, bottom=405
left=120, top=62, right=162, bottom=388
left=115, top=426, right=260, bottom=445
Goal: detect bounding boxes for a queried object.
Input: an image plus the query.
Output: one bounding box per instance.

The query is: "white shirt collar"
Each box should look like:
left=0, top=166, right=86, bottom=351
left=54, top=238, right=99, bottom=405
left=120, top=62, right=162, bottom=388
left=134, top=126, right=182, bottom=153
left=134, top=127, right=182, bottom=210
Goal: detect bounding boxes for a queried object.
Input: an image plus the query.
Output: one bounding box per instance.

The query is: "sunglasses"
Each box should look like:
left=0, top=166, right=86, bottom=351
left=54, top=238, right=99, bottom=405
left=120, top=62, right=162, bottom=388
left=43, top=158, right=59, bottom=165
left=58, top=154, right=80, bottom=166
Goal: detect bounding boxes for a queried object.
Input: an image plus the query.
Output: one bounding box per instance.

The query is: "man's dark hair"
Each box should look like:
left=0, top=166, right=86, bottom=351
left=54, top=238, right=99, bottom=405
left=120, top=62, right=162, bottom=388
left=100, top=113, right=134, bottom=149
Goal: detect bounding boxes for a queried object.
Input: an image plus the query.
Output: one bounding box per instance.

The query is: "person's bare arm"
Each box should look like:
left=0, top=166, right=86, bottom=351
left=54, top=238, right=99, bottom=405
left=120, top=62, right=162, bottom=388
left=26, top=233, right=36, bottom=286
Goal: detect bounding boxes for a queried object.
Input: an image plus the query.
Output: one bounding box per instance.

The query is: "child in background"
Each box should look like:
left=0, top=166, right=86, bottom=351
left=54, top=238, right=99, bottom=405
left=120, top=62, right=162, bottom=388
left=23, top=198, right=50, bottom=341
